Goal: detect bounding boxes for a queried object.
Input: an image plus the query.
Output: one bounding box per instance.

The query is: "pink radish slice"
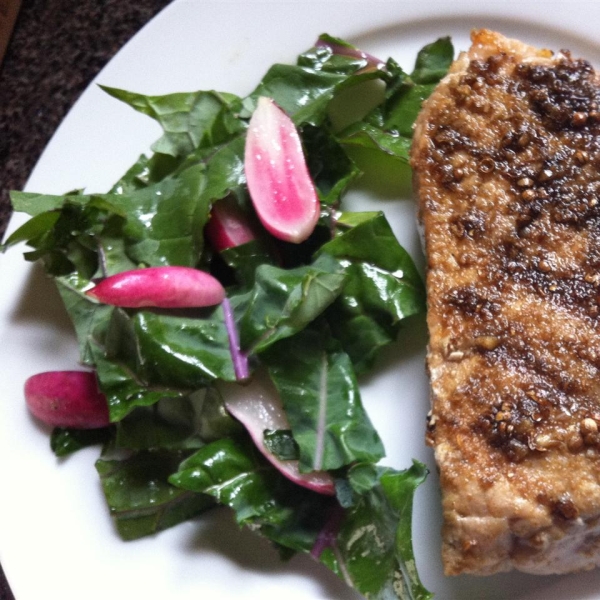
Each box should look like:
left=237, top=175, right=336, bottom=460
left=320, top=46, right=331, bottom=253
left=86, top=266, right=225, bottom=308
left=205, top=197, right=257, bottom=252
left=25, top=370, right=110, bottom=429
left=244, top=96, right=320, bottom=244
left=220, top=375, right=335, bottom=495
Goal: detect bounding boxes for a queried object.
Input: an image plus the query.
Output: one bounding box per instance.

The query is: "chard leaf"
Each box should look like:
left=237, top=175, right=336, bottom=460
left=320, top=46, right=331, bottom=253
left=263, top=429, right=300, bottom=461
left=410, top=37, right=454, bottom=84
left=110, top=163, right=208, bottom=267
left=55, top=273, right=114, bottom=365
left=302, top=124, right=360, bottom=206
left=318, top=462, right=431, bottom=600
left=90, top=340, right=185, bottom=422
left=263, top=328, right=384, bottom=472
left=335, top=210, right=381, bottom=229
left=50, top=426, right=114, bottom=458
left=237, top=253, right=346, bottom=354
left=9, top=189, right=90, bottom=217
left=8, top=164, right=210, bottom=273
left=248, top=41, right=386, bottom=126
left=219, top=240, right=277, bottom=287
left=110, top=152, right=182, bottom=194
left=114, top=396, right=202, bottom=451
left=128, top=309, right=237, bottom=386
left=322, top=211, right=423, bottom=291
left=1, top=211, right=60, bottom=250
left=101, top=86, right=245, bottom=157
left=96, top=450, right=214, bottom=540
left=171, top=440, right=430, bottom=599
left=338, top=38, right=453, bottom=162
left=170, top=438, right=282, bottom=522
left=382, top=83, right=438, bottom=138
left=320, top=213, right=426, bottom=374
left=170, top=437, right=333, bottom=552
left=114, top=391, right=241, bottom=451
left=11, top=199, right=115, bottom=277
left=82, top=300, right=238, bottom=423
left=337, top=124, right=412, bottom=162
left=95, top=305, right=237, bottom=421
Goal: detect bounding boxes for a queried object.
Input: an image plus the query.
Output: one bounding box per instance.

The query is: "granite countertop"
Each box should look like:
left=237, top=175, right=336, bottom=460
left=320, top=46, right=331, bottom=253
left=0, top=1, right=172, bottom=597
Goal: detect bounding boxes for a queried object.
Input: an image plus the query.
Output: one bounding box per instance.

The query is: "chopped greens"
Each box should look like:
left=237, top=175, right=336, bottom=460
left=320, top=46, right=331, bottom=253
left=4, top=33, right=452, bottom=600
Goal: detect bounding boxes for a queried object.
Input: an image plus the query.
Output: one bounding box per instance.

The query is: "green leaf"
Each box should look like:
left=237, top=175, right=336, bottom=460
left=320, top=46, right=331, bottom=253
left=410, top=37, right=454, bottom=84
left=1, top=211, right=60, bottom=251
left=115, top=391, right=241, bottom=451
left=263, top=429, right=300, bottom=461
left=54, top=274, right=114, bottom=365
left=170, top=437, right=333, bottom=552
left=96, top=450, right=214, bottom=540
left=337, top=38, right=453, bottom=163
left=382, top=83, right=438, bottom=138
left=335, top=211, right=381, bottom=230
left=7, top=164, right=210, bottom=275
left=91, top=339, right=185, bottom=423
left=380, top=463, right=432, bottom=600
left=101, top=86, right=245, bottom=157
left=264, top=327, right=384, bottom=472
left=128, top=308, right=237, bottom=386
left=50, top=426, right=114, bottom=458
left=170, top=438, right=280, bottom=522
left=110, top=152, right=183, bottom=194
left=302, top=124, right=360, bottom=206
left=219, top=240, right=277, bottom=287
left=114, top=396, right=203, bottom=451
left=89, top=305, right=237, bottom=422
left=112, top=163, right=208, bottom=267
left=248, top=43, right=385, bottom=126
left=237, top=253, right=346, bottom=354
left=320, top=462, right=431, bottom=600
left=9, top=190, right=89, bottom=217
left=319, top=213, right=425, bottom=373
left=338, top=123, right=412, bottom=162
left=323, top=211, right=423, bottom=286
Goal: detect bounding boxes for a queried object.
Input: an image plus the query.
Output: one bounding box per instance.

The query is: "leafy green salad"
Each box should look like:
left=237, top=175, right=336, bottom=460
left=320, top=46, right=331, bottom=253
left=3, top=34, right=453, bottom=600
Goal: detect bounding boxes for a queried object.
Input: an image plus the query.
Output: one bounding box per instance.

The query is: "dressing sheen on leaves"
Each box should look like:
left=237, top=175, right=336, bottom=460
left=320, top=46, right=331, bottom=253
left=4, top=32, right=453, bottom=600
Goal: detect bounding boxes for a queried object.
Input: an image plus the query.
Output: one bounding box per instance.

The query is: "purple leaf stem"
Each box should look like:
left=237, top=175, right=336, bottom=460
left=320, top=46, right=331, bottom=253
left=222, top=297, right=249, bottom=381
left=310, top=503, right=345, bottom=560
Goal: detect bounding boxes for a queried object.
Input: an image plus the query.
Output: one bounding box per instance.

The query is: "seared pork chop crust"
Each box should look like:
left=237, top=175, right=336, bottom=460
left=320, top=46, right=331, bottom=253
left=411, top=30, right=600, bottom=575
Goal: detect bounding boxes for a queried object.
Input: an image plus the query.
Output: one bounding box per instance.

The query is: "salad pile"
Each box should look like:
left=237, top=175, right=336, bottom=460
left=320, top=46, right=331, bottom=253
left=3, top=34, right=453, bottom=600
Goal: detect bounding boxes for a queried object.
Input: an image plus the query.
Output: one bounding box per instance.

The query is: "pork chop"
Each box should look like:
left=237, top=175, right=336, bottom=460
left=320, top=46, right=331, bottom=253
left=411, top=29, right=600, bottom=575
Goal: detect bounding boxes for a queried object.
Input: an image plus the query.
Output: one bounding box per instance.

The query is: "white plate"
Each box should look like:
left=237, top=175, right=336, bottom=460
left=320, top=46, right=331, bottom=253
left=2, top=1, right=600, bottom=599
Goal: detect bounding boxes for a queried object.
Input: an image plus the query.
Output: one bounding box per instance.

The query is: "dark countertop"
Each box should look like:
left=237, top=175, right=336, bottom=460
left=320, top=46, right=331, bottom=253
left=0, top=1, right=173, bottom=597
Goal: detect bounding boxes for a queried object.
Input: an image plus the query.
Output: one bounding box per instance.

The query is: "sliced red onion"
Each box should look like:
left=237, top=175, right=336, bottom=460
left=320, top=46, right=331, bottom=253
left=86, top=266, right=225, bottom=308
left=25, top=370, right=110, bottom=429
left=220, top=375, right=335, bottom=495
left=244, top=96, right=320, bottom=244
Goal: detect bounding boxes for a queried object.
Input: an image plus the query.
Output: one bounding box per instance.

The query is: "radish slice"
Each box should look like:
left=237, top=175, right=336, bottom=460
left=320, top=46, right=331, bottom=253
left=244, top=97, right=320, bottom=244
left=205, top=197, right=257, bottom=252
left=25, top=370, right=110, bottom=429
left=220, top=374, right=335, bottom=495
left=86, top=266, right=225, bottom=308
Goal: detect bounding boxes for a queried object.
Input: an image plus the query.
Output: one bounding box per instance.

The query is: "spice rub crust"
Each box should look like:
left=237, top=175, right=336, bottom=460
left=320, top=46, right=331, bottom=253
left=411, top=29, right=600, bottom=575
